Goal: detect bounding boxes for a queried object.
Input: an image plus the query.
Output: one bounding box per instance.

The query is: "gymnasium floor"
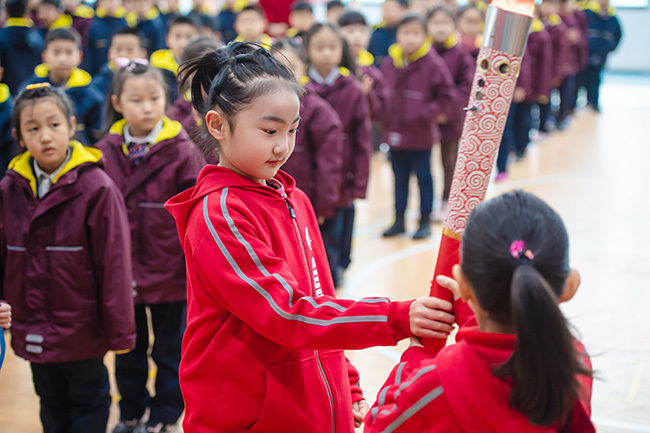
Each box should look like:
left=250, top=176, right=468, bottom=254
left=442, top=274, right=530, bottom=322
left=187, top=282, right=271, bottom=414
left=1, top=73, right=649, bottom=432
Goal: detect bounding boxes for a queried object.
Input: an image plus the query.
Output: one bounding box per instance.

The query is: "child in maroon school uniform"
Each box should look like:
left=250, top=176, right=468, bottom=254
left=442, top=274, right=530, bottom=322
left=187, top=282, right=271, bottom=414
left=365, top=191, right=594, bottom=433
left=0, top=84, right=135, bottom=433
left=304, top=23, right=372, bottom=287
left=427, top=6, right=474, bottom=220
left=558, top=0, right=588, bottom=126
left=457, top=5, right=483, bottom=60
left=538, top=0, right=570, bottom=133
left=96, top=62, right=204, bottom=433
left=272, top=38, right=345, bottom=227
left=380, top=14, right=455, bottom=240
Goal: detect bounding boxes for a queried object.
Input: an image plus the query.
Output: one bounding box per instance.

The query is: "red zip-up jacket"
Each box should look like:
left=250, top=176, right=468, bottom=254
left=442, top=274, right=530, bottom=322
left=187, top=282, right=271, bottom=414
left=165, top=166, right=414, bottom=433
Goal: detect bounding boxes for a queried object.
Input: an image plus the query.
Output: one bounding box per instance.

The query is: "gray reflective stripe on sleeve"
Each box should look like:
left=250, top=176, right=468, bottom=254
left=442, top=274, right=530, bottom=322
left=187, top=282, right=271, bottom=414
left=6, top=245, right=26, bottom=252
left=372, top=362, right=407, bottom=422
left=26, top=334, right=44, bottom=344
left=219, top=188, right=297, bottom=308
left=301, top=297, right=347, bottom=312
left=395, top=365, right=436, bottom=398
left=138, top=202, right=166, bottom=208
left=379, top=386, right=444, bottom=433
left=45, top=246, right=84, bottom=252
left=203, top=194, right=388, bottom=326
left=358, top=298, right=390, bottom=304
left=26, top=344, right=43, bottom=354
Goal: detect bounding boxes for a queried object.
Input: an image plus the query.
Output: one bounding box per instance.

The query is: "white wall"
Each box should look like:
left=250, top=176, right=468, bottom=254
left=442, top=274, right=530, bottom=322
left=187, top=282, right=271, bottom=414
left=606, top=8, right=650, bottom=73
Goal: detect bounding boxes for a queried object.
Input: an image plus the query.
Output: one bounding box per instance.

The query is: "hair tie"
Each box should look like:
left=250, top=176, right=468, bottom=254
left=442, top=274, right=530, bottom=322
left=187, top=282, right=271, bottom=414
left=510, top=240, right=534, bottom=266
left=25, top=82, right=51, bottom=90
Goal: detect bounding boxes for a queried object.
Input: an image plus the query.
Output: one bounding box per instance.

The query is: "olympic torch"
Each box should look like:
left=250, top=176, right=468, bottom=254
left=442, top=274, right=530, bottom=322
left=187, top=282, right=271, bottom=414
left=425, top=0, right=535, bottom=350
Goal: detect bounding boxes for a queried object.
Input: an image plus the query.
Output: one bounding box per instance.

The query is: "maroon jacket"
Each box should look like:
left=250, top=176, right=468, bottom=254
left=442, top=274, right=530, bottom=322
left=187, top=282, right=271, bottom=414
left=546, top=15, right=571, bottom=86
left=380, top=43, right=456, bottom=150
left=435, top=38, right=475, bottom=144
left=96, top=117, right=204, bottom=304
left=358, top=51, right=388, bottom=122
left=305, top=69, right=372, bottom=208
left=524, top=20, right=553, bottom=103
left=561, top=12, right=582, bottom=76
left=574, top=9, right=590, bottom=70
left=0, top=141, right=135, bottom=363
left=282, top=90, right=344, bottom=220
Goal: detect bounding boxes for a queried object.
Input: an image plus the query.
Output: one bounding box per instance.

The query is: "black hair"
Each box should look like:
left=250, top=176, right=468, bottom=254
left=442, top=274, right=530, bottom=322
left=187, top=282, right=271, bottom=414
left=338, top=10, right=367, bottom=27
left=461, top=190, right=592, bottom=427
left=386, top=0, right=409, bottom=7
left=291, top=1, right=313, bottom=13
left=181, top=36, right=222, bottom=63
left=303, top=23, right=357, bottom=76
left=167, top=15, right=200, bottom=34
left=5, top=0, right=27, bottom=18
left=427, top=6, right=456, bottom=23
left=105, top=61, right=168, bottom=131
left=396, top=13, right=427, bottom=32
left=326, top=0, right=344, bottom=10
left=111, top=27, right=145, bottom=47
left=238, top=4, right=265, bottom=18
left=272, top=38, right=308, bottom=67
left=12, top=85, right=75, bottom=141
left=45, top=27, right=82, bottom=50
left=178, top=42, right=302, bottom=157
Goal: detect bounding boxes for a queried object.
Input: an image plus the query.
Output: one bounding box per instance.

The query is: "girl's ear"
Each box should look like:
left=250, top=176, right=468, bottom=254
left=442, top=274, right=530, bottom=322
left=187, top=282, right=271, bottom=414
left=452, top=264, right=481, bottom=315
left=205, top=109, right=228, bottom=141
left=559, top=268, right=580, bottom=303
left=68, top=116, right=77, bottom=139
left=111, top=94, right=122, bottom=114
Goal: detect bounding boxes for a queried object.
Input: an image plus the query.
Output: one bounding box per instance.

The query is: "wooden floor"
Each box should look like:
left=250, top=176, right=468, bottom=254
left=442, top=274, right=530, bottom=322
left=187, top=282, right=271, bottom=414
left=1, top=73, right=649, bottom=432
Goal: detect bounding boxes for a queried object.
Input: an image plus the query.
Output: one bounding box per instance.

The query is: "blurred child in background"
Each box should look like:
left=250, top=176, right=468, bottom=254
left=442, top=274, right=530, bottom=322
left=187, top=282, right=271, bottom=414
left=427, top=6, right=474, bottom=219
left=0, top=65, right=15, bottom=176
left=326, top=0, right=345, bottom=24
left=381, top=14, right=454, bottom=239
left=0, top=0, right=45, bottom=94
left=234, top=5, right=272, bottom=48
left=21, top=28, right=104, bottom=144
left=36, top=0, right=72, bottom=38
left=92, top=27, right=145, bottom=100
left=60, top=0, right=94, bottom=44
left=456, top=5, right=483, bottom=59
left=304, top=23, right=372, bottom=287
left=131, top=0, right=165, bottom=55
left=84, top=0, right=132, bottom=76
left=369, top=0, right=409, bottom=66
left=217, top=0, right=248, bottom=44
left=287, top=1, right=314, bottom=40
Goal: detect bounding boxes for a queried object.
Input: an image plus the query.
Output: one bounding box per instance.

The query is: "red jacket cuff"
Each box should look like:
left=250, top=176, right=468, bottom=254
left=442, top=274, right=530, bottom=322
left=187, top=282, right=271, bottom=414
left=389, top=300, right=414, bottom=342
left=400, top=346, right=432, bottom=364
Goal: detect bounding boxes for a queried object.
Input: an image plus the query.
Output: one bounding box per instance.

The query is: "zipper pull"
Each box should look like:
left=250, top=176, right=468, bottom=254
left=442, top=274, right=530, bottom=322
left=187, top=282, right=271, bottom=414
left=285, top=200, right=296, bottom=219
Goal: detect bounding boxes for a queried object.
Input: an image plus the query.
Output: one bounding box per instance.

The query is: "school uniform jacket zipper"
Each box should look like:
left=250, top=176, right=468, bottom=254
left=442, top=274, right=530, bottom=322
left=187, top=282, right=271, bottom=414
left=285, top=198, right=337, bottom=433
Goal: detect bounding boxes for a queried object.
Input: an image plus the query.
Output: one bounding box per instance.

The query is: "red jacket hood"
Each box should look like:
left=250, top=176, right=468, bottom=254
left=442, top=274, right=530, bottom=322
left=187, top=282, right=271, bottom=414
left=165, top=165, right=297, bottom=245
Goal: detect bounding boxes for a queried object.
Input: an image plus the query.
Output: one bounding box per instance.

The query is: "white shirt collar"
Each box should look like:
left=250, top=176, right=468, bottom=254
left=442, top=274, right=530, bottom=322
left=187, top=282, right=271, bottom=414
left=33, top=147, right=72, bottom=198
left=308, top=66, right=341, bottom=86
left=124, top=120, right=163, bottom=146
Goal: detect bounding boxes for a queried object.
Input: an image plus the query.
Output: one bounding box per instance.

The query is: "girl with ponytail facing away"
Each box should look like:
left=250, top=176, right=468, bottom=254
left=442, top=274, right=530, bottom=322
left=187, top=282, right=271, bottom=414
left=365, top=190, right=594, bottom=433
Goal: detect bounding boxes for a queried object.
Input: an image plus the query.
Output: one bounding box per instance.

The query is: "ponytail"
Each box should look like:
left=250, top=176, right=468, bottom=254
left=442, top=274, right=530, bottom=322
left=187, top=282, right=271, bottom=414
left=461, top=191, right=592, bottom=427
left=498, top=265, right=588, bottom=426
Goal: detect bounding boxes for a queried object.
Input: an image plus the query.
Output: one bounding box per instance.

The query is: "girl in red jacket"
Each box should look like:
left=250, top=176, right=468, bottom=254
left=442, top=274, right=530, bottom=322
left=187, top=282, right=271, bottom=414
left=0, top=84, right=135, bottom=433
left=165, top=41, right=458, bottom=433
left=366, top=190, right=594, bottom=433
left=96, top=61, right=204, bottom=433
left=303, top=23, right=373, bottom=287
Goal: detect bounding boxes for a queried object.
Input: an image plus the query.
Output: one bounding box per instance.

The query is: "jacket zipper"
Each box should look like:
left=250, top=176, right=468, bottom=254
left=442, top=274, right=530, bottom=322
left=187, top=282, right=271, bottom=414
left=285, top=198, right=336, bottom=433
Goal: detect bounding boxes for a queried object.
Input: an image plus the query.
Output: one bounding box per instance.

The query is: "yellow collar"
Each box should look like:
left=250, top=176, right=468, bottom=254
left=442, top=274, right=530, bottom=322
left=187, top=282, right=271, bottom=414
left=0, top=84, right=10, bottom=104
left=531, top=18, right=545, bottom=33
left=286, top=27, right=299, bottom=38
left=8, top=141, right=101, bottom=197
left=388, top=40, right=432, bottom=69
left=143, top=8, right=160, bottom=21
left=110, top=116, right=183, bottom=153
left=233, top=0, right=249, bottom=12
left=96, top=6, right=129, bottom=18
left=5, top=17, right=34, bottom=27
left=548, top=13, right=562, bottom=26
left=234, top=33, right=273, bottom=50
left=150, top=49, right=179, bottom=74
left=373, top=21, right=386, bottom=30
left=583, top=0, right=616, bottom=15
left=357, top=50, right=375, bottom=67
left=49, top=13, right=73, bottom=30
left=444, top=33, right=459, bottom=49
left=35, top=65, right=92, bottom=88
left=300, top=75, right=309, bottom=87
left=73, top=4, right=94, bottom=18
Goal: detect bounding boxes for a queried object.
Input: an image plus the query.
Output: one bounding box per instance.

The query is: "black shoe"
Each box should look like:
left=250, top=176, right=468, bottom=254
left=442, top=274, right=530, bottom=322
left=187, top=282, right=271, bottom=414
left=134, top=423, right=175, bottom=433
left=412, top=217, right=431, bottom=240
left=382, top=216, right=406, bottom=237
left=113, top=420, right=140, bottom=433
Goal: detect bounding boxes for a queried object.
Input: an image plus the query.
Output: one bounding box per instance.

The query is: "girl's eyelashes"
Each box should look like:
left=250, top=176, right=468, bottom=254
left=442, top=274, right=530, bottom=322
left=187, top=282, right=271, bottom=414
left=263, top=129, right=277, bottom=135
left=289, top=128, right=298, bottom=134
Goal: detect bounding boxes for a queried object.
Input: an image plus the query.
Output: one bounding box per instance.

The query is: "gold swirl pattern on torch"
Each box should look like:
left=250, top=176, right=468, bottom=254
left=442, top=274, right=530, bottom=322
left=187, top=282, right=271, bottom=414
left=444, top=47, right=522, bottom=235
